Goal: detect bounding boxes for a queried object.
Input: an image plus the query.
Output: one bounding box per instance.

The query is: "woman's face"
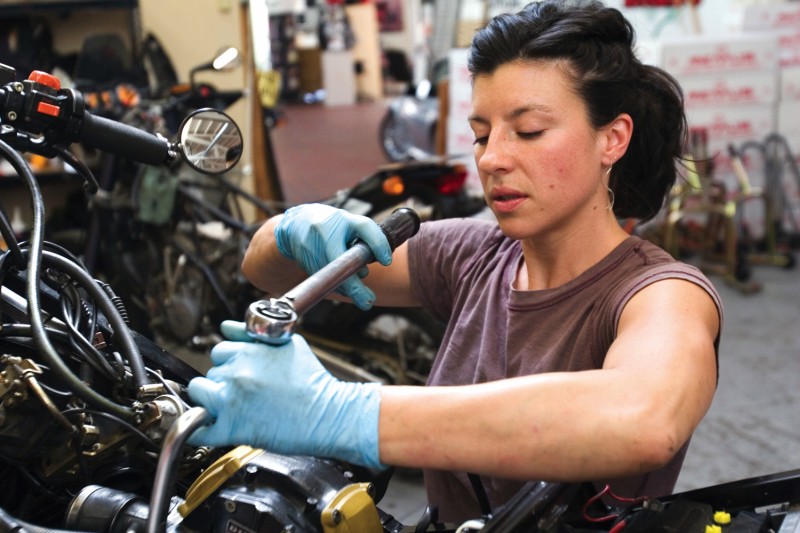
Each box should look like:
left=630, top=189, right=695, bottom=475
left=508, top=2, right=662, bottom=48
left=469, top=60, right=612, bottom=242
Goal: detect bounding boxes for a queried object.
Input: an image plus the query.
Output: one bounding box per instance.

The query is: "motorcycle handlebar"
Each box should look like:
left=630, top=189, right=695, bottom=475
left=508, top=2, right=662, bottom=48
left=79, top=112, right=175, bottom=167
left=0, top=65, right=176, bottom=168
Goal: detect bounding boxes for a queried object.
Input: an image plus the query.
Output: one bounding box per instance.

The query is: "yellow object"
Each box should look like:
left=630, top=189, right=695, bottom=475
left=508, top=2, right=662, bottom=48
left=705, top=525, right=722, bottom=533
left=321, top=482, right=382, bottom=533
left=178, top=445, right=263, bottom=517
left=256, top=70, right=282, bottom=109
left=714, top=510, right=732, bottom=525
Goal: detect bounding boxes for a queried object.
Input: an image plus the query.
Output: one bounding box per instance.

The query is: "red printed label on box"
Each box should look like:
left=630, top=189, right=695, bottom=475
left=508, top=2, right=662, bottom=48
left=680, top=72, right=778, bottom=107
left=660, top=35, right=778, bottom=75
left=687, top=104, right=775, bottom=144
left=778, top=31, right=800, bottom=67
left=744, top=5, right=800, bottom=32
left=781, top=66, right=800, bottom=101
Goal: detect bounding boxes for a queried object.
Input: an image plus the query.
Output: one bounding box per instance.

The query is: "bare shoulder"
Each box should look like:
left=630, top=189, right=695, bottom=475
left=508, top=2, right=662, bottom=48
left=620, top=277, right=720, bottom=332
left=608, top=277, right=721, bottom=373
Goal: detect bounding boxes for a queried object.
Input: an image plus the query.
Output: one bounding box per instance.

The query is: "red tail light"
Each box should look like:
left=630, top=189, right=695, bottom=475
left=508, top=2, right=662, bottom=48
left=434, top=164, right=468, bottom=195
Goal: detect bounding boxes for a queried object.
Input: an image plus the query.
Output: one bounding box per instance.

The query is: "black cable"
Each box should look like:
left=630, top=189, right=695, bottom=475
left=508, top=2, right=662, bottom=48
left=468, top=472, right=493, bottom=517
left=38, top=250, right=151, bottom=395
left=0, top=138, right=135, bottom=420
left=53, top=145, right=99, bottom=194
left=0, top=204, right=26, bottom=269
left=59, top=294, right=119, bottom=380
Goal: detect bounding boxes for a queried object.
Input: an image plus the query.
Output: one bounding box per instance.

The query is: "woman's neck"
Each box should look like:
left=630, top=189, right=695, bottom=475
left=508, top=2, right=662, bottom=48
left=515, top=221, right=630, bottom=291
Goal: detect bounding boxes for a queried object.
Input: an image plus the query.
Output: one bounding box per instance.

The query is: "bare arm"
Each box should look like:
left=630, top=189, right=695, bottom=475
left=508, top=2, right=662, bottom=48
left=377, top=278, right=720, bottom=481
left=242, top=215, right=307, bottom=297
left=241, top=214, right=420, bottom=307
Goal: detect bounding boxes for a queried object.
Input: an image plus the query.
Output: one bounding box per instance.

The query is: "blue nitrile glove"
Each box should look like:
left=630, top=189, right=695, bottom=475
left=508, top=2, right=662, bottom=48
left=274, top=203, right=392, bottom=310
left=187, top=320, right=384, bottom=469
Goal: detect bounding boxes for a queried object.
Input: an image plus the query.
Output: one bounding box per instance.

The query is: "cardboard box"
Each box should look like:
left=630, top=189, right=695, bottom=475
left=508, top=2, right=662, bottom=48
left=777, top=31, right=800, bottom=68
left=446, top=116, right=481, bottom=192
left=687, top=104, right=776, bottom=148
left=679, top=71, right=779, bottom=108
left=659, top=34, right=779, bottom=76
left=743, top=4, right=800, bottom=33
left=780, top=66, right=800, bottom=101
left=777, top=100, right=800, bottom=137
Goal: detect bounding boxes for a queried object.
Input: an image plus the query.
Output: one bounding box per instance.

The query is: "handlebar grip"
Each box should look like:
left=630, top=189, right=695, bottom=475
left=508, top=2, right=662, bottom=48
left=378, top=207, right=421, bottom=251
left=78, top=112, right=172, bottom=166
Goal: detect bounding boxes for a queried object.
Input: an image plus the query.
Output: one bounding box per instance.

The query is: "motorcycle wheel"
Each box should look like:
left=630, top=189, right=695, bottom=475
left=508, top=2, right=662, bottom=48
left=379, top=110, right=414, bottom=162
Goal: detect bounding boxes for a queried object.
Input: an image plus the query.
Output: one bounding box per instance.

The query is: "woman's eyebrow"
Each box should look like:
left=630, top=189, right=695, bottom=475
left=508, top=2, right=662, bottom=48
left=469, top=103, right=555, bottom=124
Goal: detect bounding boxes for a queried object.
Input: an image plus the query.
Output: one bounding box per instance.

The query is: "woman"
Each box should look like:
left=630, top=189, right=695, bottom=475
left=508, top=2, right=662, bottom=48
left=187, top=0, right=723, bottom=523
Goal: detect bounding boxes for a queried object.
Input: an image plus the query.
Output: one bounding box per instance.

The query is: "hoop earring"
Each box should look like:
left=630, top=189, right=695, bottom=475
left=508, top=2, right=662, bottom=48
left=604, top=165, right=615, bottom=211
left=606, top=186, right=615, bottom=211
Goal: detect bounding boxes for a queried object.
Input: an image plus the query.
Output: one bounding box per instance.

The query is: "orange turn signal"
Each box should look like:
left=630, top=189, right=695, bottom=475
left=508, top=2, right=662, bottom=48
left=382, top=175, right=405, bottom=196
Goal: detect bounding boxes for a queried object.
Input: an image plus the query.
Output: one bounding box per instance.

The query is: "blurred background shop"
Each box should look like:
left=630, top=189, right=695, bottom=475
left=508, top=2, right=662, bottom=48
left=0, top=0, right=799, bottom=525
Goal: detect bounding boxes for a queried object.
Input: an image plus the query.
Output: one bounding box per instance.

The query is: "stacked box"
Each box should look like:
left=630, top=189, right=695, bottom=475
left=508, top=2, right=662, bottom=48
left=446, top=48, right=481, bottom=193
left=743, top=2, right=800, bottom=236
left=658, top=32, right=781, bottom=236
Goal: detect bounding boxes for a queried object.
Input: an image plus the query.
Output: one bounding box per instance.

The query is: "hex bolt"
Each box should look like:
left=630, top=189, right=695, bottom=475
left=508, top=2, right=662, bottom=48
left=6, top=111, right=16, bottom=121
left=224, top=500, right=236, bottom=513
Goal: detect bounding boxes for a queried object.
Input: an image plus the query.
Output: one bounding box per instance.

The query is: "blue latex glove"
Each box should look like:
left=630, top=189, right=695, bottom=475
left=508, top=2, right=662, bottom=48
left=187, top=321, right=384, bottom=469
left=274, top=203, right=392, bottom=310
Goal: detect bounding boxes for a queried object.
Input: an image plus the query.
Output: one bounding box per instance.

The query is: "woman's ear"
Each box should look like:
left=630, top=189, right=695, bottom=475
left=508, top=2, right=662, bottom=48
left=601, top=113, right=633, bottom=166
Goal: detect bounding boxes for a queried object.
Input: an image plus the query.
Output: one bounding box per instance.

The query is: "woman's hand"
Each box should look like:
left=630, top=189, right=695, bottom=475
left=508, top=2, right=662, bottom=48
left=274, top=203, right=392, bottom=309
left=187, top=320, right=384, bottom=469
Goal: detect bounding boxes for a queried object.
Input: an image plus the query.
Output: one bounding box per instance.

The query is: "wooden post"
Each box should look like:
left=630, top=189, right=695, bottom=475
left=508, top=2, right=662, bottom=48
left=241, top=1, right=285, bottom=210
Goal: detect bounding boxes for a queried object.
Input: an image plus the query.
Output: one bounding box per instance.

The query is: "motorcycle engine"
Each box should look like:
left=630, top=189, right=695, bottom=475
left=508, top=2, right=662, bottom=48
left=66, top=448, right=392, bottom=533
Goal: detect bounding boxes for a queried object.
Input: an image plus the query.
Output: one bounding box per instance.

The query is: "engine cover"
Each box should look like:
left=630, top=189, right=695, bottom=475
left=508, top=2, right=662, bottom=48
left=180, top=447, right=388, bottom=533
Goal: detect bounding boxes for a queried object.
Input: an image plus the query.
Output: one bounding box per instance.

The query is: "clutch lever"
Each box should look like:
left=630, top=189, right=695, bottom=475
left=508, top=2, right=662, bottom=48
left=244, top=207, right=421, bottom=345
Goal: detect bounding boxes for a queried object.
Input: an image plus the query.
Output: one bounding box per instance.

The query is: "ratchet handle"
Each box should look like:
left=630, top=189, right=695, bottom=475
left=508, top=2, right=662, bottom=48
left=379, top=207, right=420, bottom=252
left=245, top=207, right=421, bottom=344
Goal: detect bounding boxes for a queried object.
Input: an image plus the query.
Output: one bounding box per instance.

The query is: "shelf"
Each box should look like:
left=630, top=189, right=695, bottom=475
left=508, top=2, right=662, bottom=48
left=0, top=1, right=136, bottom=15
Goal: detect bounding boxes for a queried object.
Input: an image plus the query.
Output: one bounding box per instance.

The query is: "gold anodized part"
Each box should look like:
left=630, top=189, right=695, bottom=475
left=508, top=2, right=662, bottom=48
left=321, top=482, right=382, bottom=533
left=178, top=445, right=264, bottom=517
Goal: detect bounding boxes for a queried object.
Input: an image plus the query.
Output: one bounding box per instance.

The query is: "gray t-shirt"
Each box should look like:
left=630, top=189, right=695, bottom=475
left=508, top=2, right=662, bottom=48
left=407, top=218, right=723, bottom=523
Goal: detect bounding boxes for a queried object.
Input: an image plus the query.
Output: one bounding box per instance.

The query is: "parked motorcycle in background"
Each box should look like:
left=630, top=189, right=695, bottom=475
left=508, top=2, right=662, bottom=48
left=379, top=58, right=448, bottom=162
left=47, top=40, right=249, bottom=346
left=47, top=34, right=484, bottom=386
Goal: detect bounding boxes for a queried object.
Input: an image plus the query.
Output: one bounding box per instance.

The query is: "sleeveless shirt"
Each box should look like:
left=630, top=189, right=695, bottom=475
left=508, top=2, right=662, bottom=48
left=407, top=217, right=723, bottom=523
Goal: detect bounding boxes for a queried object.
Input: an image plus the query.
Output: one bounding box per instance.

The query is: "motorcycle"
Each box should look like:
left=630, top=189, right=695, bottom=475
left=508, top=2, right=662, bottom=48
left=46, top=44, right=249, bottom=344
left=379, top=59, right=447, bottom=163
left=44, top=35, right=484, bottom=384
left=2, top=63, right=800, bottom=533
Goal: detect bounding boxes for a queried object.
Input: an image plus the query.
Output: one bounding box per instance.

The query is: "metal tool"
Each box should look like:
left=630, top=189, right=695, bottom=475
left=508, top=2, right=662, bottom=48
left=244, top=207, right=421, bottom=345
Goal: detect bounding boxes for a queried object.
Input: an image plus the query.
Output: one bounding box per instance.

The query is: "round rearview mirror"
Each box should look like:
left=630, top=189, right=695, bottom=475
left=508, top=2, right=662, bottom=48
left=178, top=108, right=243, bottom=175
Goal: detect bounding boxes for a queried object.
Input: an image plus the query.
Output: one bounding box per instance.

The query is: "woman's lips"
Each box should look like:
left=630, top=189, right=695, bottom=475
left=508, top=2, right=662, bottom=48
left=490, top=187, right=528, bottom=213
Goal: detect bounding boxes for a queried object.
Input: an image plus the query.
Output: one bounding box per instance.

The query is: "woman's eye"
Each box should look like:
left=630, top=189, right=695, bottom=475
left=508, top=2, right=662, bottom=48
left=518, top=131, right=544, bottom=139
left=472, top=136, right=488, bottom=146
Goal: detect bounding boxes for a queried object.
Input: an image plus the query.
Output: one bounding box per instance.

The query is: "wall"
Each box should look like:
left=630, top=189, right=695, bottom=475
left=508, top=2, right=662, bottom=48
left=378, top=0, right=426, bottom=82
left=138, top=0, right=252, bottom=180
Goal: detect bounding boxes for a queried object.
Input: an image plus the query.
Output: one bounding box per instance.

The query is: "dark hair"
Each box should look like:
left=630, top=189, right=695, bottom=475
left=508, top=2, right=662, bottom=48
left=468, top=0, right=687, bottom=222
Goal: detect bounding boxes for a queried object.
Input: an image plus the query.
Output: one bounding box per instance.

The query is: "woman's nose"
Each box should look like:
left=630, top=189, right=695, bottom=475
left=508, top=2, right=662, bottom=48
left=477, top=134, right=512, bottom=175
